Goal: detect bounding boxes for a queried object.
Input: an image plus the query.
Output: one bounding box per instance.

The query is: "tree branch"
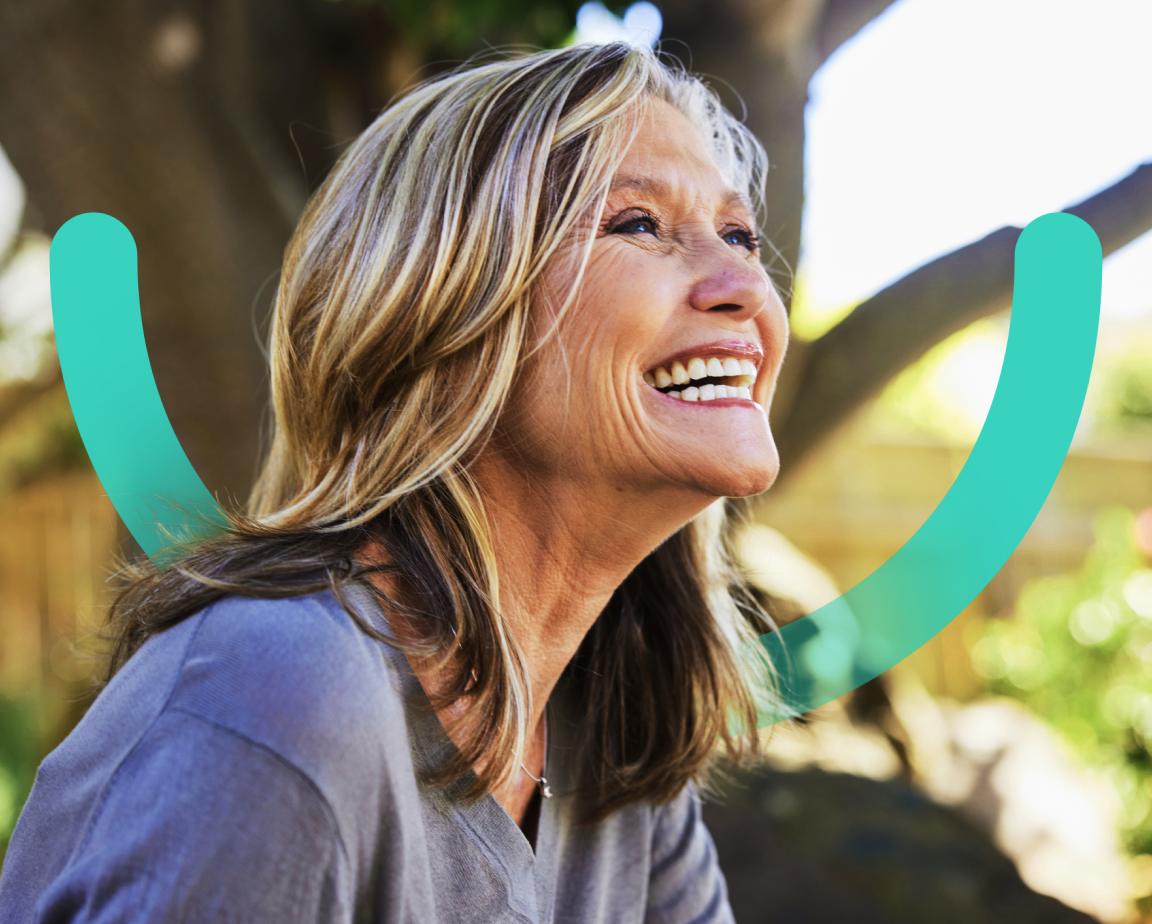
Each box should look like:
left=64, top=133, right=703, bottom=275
left=774, top=162, right=1152, bottom=469
left=814, top=0, right=902, bottom=69
left=1064, top=162, right=1152, bottom=255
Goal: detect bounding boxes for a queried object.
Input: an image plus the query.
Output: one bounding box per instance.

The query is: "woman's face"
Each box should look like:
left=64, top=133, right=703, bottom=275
left=502, top=98, right=789, bottom=504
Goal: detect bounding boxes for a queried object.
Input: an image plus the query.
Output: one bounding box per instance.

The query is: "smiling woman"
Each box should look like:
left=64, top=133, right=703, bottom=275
left=0, top=42, right=787, bottom=924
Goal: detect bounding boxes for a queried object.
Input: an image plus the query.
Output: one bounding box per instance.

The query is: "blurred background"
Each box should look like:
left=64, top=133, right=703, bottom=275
left=0, top=0, right=1150, bottom=920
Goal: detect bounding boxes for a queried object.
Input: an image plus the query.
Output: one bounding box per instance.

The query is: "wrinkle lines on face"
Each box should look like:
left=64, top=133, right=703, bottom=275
left=490, top=97, right=786, bottom=547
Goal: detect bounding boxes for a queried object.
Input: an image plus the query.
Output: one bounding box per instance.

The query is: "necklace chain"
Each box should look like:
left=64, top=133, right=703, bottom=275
left=451, top=626, right=552, bottom=799
left=520, top=711, right=552, bottom=798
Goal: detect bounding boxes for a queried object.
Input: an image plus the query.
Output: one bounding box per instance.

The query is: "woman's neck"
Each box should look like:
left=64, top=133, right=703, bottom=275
left=472, top=452, right=712, bottom=723
left=360, top=456, right=712, bottom=827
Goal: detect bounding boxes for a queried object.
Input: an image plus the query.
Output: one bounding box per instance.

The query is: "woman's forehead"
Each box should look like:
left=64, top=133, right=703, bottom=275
left=612, top=101, right=753, bottom=216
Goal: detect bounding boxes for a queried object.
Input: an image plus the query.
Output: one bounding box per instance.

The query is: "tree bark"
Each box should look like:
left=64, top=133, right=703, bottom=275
left=0, top=0, right=402, bottom=502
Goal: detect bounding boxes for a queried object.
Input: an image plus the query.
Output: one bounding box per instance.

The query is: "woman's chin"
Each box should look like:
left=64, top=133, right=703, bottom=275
left=708, top=465, right=779, bottom=499
left=667, top=442, right=780, bottom=500
left=642, top=392, right=779, bottom=491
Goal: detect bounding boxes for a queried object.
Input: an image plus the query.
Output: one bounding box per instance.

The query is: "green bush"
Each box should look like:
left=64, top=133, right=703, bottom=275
left=0, top=691, right=39, bottom=861
left=972, top=508, right=1152, bottom=862
left=1096, top=342, right=1152, bottom=435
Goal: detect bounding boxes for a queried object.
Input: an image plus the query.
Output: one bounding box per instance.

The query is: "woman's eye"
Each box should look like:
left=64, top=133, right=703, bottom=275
left=612, top=213, right=659, bottom=236
left=723, top=228, right=759, bottom=252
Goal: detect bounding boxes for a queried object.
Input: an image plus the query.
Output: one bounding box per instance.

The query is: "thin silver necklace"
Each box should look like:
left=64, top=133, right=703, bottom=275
left=520, top=711, right=552, bottom=798
left=449, top=625, right=552, bottom=799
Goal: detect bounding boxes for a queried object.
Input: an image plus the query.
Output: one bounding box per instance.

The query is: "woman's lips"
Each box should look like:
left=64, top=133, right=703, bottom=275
left=645, top=340, right=764, bottom=376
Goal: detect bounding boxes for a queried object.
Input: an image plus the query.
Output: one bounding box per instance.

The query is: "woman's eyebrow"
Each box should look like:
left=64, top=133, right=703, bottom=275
left=610, top=175, right=667, bottom=196
left=609, top=175, right=754, bottom=216
left=723, top=189, right=756, bottom=217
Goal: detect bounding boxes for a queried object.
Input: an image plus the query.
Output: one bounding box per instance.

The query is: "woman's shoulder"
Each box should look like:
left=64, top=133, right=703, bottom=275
left=1, top=590, right=417, bottom=921
left=61, top=587, right=414, bottom=814
left=165, top=588, right=409, bottom=768
left=182, top=587, right=399, bottom=692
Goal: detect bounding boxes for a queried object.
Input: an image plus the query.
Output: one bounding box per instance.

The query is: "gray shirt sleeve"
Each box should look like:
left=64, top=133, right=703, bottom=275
left=645, top=785, right=735, bottom=924
left=33, top=709, right=353, bottom=924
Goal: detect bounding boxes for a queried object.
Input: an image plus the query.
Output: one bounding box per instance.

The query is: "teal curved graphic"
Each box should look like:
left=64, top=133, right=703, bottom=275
left=50, top=213, right=227, bottom=563
left=759, top=212, right=1101, bottom=725
left=49, top=211, right=1101, bottom=719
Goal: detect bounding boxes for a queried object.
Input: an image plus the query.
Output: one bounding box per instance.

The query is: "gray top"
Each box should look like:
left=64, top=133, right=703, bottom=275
left=0, top=589, right=735, bottom=923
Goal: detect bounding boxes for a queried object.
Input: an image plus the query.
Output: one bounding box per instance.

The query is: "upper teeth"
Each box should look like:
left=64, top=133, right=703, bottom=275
left=642, top=357, right=758, bottom=402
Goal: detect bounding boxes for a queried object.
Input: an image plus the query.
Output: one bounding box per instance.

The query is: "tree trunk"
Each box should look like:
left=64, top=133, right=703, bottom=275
left=0, top=0, right=402, bottom=501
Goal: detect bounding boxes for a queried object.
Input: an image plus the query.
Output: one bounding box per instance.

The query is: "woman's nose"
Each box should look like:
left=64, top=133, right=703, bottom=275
left=687, top=248, right=770, bottom=322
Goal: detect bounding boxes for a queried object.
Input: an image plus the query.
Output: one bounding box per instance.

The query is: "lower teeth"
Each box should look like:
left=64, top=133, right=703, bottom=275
left=666, top=384, right=752, bottom=402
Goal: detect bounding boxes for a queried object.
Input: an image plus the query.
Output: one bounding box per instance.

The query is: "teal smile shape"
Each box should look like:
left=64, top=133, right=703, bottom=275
left=49, top=212, right=1102, bottom=725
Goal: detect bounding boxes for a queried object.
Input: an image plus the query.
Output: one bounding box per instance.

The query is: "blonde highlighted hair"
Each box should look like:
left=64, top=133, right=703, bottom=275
left=103, top=41, right=776, bottom=820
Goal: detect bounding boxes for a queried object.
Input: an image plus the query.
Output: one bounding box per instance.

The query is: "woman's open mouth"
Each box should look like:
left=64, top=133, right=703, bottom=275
left=642, top=355, right=758, bottom=402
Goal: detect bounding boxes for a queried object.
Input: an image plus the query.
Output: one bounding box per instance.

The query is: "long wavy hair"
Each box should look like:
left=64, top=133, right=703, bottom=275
left=102, top=41, right=778, bottom=821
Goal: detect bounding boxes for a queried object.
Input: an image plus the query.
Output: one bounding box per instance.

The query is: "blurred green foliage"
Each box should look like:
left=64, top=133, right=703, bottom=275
left=0, top=692, right=39, bottom=862
left=333, top=0, right=632, bottom=52
left=0, top=387, right=88, bottom=494
left=972, top=508, right=1152, bottom=861
left=1097, top=340, right=1152, bottom=434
